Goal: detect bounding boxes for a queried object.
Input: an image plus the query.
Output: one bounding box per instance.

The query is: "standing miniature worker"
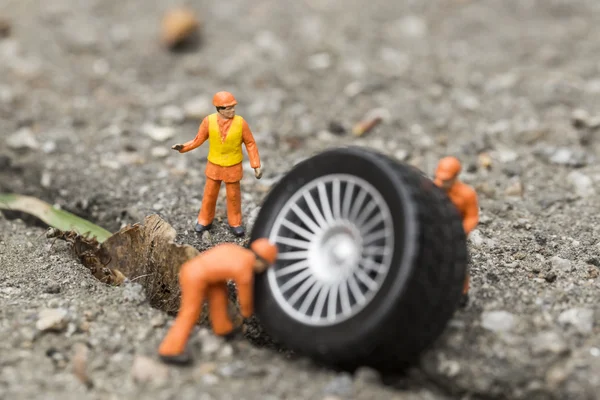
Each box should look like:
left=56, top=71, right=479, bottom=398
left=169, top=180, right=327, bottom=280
left=434, top=156, right=479, bottom=307
left=172, top=91, right=262, bottom=237
left=158, top=239, right=278, bottom=365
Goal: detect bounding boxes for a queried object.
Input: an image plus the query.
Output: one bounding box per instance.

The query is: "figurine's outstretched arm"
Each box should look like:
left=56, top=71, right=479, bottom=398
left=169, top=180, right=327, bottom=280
left=174, top=117, right=209, bottom=153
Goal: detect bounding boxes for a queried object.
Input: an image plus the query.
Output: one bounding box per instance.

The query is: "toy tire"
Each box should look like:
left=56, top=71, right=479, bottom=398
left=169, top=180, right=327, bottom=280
left=250, top=146, right=467, bottom=372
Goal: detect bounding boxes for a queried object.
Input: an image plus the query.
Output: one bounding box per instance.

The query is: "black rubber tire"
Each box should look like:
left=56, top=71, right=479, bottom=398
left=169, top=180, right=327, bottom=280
left=249, top=146, right=467, bottom=372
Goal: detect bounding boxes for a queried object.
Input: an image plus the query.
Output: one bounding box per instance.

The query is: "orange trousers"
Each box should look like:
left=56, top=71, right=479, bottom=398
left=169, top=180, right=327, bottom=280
left=198, top=177, right=242, bottom=227
left=158, top=281, right=234, bottom=357
left=463, top=274, right=470, bottom=294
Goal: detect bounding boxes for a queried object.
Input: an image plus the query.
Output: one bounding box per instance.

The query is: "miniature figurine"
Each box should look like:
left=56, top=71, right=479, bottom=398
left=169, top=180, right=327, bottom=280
left=157, top=238, right=278, bottom=365
left=172, top=91, right=262, bottom=237
left=433, top=156, right=479, bottom=307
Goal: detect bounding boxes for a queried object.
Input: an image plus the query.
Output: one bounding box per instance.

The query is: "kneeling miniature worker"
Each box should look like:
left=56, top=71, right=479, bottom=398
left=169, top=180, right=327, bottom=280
left=434, top=156, right=479, bottom=307
left=158, top=238, right=278, bottom=364
left=172, top=91, right=262, bottom=237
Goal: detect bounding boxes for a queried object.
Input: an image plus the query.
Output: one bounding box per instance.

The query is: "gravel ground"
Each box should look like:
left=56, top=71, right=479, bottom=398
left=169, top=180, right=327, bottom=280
left=1, top=0, right=600, bottom=399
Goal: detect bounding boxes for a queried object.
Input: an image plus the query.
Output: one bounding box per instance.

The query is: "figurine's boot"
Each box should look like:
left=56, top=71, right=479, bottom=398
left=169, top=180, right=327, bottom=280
left=207, top=283, right=235, bottom=336
left=225, top=182, right=244, bottom=237
left=196, top=178, right=221, bottom=233
left=459, top=274, right=470, bottom=308
left=158, top=262, right=205, bottom=362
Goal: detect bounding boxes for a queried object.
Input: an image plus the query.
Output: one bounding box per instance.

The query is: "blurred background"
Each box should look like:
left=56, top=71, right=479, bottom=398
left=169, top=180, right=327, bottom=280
left=1, top=1, right=600, bottom=398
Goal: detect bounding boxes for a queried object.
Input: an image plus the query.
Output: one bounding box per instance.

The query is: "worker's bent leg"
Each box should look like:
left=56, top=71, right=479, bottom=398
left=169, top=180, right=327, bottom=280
left=207, top=283, right=234, bottom=336
left=224, top=181, right=242, bottom=227
left=198, top=178, right=221, bottom=226
left=462, top=274, right=470, bottom=294
left=158, top=264, right=205, bottom=356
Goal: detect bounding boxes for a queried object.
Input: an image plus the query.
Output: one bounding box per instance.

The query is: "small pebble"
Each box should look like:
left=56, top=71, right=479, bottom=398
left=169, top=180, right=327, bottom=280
left=131, top=355, right=169, bottom=386
left=142, top=123, right=175, bottom=142
left=0, top=18, right=10, bottom=38
left=567, top=171, right=595, bottom=198
left=183, top=96, right=212, bottom=119
left=150, top=314, right=166, bottom=328
left=307, top=53, right=332, bottom=70
left=481, top=310, right=516, bottom=332
left=571, top=108, right=590, bottom=129
left=158, top=105, right=185, bottom=125
left=160, top=7, right=200, bottom=48
left=558, top=308, right=594, bottom=334
left=36, top=308, right=69, bottom=332
left=323, top=373, right=354, bottom=396
left=7, top=127, right=39, bottom=150
left=201, top=334, right=224, bottom=356
left=43, top=283, right=61, bottom=294
left=550, top=256, right=572, bottom=272
left=544, top=272, right=557, bottom=283
left=504, top=180, right=523, bottom=197
left=40, top=170, right=52, bottom=188
left=547, top=147, right=591, bottom=167
left=151, top=147, right=169, bottom=158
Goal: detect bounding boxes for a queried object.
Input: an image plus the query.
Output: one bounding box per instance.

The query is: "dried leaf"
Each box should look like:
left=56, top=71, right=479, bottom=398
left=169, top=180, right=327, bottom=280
left=0, top=193, right=112, bottom=242
left=48, top=215, right=199, bottom=313
left=98, top=215, right=199, bottom=313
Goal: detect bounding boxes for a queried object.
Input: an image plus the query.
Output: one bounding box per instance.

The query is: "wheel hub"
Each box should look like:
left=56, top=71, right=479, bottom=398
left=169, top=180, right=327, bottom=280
left=267, top=173, right=395, bottom=326
left=310, top=222, right=362, bottom=283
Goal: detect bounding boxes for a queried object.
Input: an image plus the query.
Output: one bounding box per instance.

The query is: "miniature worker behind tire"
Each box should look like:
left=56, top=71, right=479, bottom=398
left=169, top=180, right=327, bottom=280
left=433, top=156, right=479, bottom=308
left=171, top=91, right=262, bottom=238
left=157, top=239, right=278, bottom=365
left=249, top=146, right=468, bottom=372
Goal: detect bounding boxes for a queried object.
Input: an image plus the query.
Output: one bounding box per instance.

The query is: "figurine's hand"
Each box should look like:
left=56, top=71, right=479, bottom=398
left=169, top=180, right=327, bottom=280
left=254, top=167, right=263, bottom=179
left=171, top=144, right=184, bottom=151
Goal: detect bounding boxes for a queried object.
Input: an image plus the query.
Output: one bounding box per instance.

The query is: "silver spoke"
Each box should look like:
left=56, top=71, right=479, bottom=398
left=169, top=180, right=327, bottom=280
left=291, top=204, right=321, bottom=234
left=277, top=250, right=309, bottom=260
left=347, top=275, right=365, bottom=304
left=303, top=191, right=328, bottom=228
left=360, top=257, right=386, bottom=273
left=280, top=268, right=314, bottom=294
left=299, top=281, right=323, bottom=315
left=348, top=188, right=368, bottom=221
left=363, top=245, right=387, bottom=256
left=318, top=181, right=335, bottom=224
left=326, top=283, right=339, bottom=322
left=360, top=213, right=384, bottom=235
left=355, top=200, right=378, bottom=227
left=281, top=218, right=316, bottom=241
left=363, top=229, right=388, bottom=245
left=332, top=179, right=341, bottom=218
left=288, top=276, right=318, bottom=306
left=339, top=282, right=352, bottom=316
left=276, top=236, right=312, bottom=249
left=312, top=284, right=331, bottom=320
left=341, top=182, right=355, bottom=218
left=276, top=259, right=310, bottom=278
left=355, top=269, right=378, bottom=291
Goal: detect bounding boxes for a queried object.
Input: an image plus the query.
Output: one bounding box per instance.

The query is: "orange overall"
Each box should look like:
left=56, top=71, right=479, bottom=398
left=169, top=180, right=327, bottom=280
left=178, top=113, right=261, bottom=227
left=435, top=177, right=479, bottom=295
left=158, top=243, right=257, bottom=357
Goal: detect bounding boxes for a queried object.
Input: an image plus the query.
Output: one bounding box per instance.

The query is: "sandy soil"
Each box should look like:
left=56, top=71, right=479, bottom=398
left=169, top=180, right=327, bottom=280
left=1, top=0, right=600, bottom=399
